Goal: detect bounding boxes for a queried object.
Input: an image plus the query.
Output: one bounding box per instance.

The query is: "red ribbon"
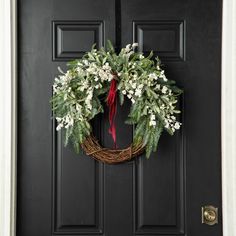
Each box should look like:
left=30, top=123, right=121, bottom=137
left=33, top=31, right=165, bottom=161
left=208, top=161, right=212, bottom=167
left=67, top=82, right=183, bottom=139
left=107, top=77, right=117, bottom=148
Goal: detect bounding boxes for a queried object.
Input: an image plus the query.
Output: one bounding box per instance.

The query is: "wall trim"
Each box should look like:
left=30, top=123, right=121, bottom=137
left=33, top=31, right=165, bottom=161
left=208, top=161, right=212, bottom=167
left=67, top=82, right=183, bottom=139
left=0, top=0, right=17, bottom=236
left=0, top=0, right=235, bottom=235
left=222, top=0, right=236, bottom=235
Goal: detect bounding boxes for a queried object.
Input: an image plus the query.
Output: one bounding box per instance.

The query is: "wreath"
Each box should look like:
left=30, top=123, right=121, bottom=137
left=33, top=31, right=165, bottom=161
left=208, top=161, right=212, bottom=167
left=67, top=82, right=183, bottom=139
left=51, top=41, right=182, bottom=164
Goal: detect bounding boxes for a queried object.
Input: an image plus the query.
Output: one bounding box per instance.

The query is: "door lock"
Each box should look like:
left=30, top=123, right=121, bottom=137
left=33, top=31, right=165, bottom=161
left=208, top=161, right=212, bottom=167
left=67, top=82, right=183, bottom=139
left=201, top=205, right=218, bottom=225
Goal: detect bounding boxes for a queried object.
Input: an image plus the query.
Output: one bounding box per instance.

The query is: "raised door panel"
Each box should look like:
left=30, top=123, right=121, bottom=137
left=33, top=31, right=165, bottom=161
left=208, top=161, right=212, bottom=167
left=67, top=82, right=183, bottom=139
left=133, top=20, right=185, bottom=61
left=121, top=1, right=186, bottom=235
left=134, top=134, right=184, bottom=235
left=53, top=21, right=104, bottom=60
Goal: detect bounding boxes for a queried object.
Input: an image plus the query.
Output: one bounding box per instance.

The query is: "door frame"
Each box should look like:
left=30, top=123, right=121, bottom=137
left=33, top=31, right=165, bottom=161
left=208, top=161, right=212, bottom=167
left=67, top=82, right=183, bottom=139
left=0, top=0, right=235, bottom=235
left=0, top=0, right=17, bottom=236
left=221, top=1, right=236, bottom=235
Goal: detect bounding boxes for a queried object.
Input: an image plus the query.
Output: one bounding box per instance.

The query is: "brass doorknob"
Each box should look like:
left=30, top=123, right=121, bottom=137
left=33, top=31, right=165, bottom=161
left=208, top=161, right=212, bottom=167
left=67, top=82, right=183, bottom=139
left=202, top=205, right=218, bottom=225
left=203, top=209, right=216, bottom=222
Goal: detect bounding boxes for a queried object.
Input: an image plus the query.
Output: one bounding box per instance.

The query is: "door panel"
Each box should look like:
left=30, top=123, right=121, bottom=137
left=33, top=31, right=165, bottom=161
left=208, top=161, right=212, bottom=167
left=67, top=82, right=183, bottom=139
left=121, top=1, right=222, bottom=235
left=17, top=0, right=222, bottom=236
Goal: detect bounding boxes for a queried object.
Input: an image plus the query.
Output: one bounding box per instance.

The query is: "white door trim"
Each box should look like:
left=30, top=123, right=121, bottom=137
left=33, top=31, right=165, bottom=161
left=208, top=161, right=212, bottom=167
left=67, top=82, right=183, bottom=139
left=0, top=0, right=17, bottom=236
left=221, top=0, right=236, bottom=235
left=0, top=0, right=235, bottom=235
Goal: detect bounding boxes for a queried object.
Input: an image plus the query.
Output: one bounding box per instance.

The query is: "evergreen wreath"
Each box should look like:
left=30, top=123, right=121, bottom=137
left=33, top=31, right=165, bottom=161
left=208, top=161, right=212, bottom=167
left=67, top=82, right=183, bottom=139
left=51, top=41, right=182, bottom=164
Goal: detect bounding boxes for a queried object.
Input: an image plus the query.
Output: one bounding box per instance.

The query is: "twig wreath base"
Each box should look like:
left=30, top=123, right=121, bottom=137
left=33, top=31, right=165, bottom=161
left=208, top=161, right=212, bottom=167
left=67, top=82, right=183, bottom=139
left=81, top=135, right=145, bottom=164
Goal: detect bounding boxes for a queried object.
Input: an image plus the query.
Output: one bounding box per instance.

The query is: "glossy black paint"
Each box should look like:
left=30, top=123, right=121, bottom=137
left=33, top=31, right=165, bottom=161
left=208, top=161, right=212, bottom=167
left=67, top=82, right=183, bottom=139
left=17, top=0, right=222, bottom=235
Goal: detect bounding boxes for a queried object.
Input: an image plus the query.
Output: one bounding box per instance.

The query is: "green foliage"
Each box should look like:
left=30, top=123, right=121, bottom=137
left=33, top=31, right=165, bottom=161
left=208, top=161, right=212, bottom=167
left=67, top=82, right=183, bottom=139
left=51, top=41, right=183, bottom=159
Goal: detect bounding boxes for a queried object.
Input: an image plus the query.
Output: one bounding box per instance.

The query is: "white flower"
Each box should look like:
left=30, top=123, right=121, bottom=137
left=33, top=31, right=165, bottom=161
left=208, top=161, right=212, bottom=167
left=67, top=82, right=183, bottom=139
left=79, top=86, right=85, bottom=92
left=83, top=60, right=89, bottom=66
left=160, top=104, right=165, bottom=110
left=127, top=94, right=132, bottom=99
left=85, top=99, right=92, bottom=110
left=162, top=75, right=168, bottom=81
left=131, top=98, right=135, bottom=104
left=87, top=93, right=93, bottom=100
left=56, top=117, right=62, bottom=122
left=150, top=114, right=156, bottom=121
left=149, top=114, right=156, bottom=126
left=87, top=104, right=92, bottom=110
left=79, top=81, right=89, bottom=91
left=56, top=114, right=74, bottom=131
left=149, top=73, right=158, bottom=80
left=132, top=42, right=138, bottom=48
left=76, top=67, right=85, bottom=76
left=149, top=120, right=156, bottom=127
left=102, top=62, right=111, bottom=71
left=138, top=84, right=144, bottom=89
left=86, top=66, right=96, bottom=74
left=125, top=44, right=131, bottom=49
left=56, top=123, right=63, bottom=131
left=174, top=122, right=181, bottom=130
left=53, top=84, right=58, bottom=93
left=139, top=54, right=144, bottom=59
left=65, top=115, right=74, bottom=128
left=98, top=70, right=106, bottom=80
left=64, top=94, right=67, bottom=101
left=85, top=88, right=93, bottom=107
left=122, top=90, right=127, bottom=95
left=94, top=76, right=99, bottom=81
left=108, top=73, right=113, bottom=81
left=135, top=89, right=142, bottom=97
left=125, top=51, right=134, bottom=59
left=162, top=86, right=168, bottom=94
left=164, top=123, right=169, bottom=129
left=132, top=83, right=137, bottom=89
left=129, top=90, right=134, bottom=94
left=124, top=44, right=132, bottom=53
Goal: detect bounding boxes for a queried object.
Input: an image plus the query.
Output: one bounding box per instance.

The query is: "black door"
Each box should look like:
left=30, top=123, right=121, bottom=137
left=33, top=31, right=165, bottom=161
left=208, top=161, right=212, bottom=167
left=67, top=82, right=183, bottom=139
left=17, top=0, right=222, bottom=235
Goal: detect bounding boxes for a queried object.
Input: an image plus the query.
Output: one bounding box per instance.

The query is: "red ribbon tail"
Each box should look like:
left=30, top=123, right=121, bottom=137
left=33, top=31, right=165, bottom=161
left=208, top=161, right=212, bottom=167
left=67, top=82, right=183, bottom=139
left=107, top=79, right=117, bottom=148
